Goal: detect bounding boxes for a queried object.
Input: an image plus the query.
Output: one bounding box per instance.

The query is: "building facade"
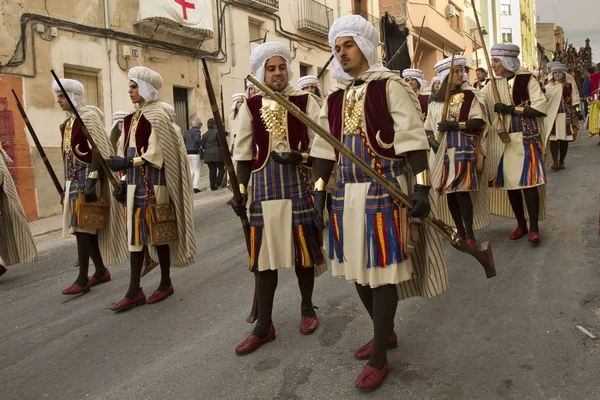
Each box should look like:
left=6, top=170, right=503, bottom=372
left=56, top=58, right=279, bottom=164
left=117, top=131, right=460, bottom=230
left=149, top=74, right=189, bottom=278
left=379, top=0, right=484, bottom=83
left=497, top=0, right=537, bottom=69
left=0, top=0, right=376, bottom=219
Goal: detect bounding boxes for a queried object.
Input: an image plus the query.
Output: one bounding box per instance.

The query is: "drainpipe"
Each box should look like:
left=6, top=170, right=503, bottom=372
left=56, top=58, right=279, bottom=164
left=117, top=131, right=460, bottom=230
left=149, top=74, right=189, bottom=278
left=103, top=0, right=114, bottom=117
left=228, top=5, right=235, bottom=67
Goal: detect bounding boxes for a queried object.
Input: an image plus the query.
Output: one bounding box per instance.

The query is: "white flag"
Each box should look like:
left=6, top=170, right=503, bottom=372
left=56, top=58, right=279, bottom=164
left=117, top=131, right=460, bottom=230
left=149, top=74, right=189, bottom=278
left=138, top=0, right=214, bottom=33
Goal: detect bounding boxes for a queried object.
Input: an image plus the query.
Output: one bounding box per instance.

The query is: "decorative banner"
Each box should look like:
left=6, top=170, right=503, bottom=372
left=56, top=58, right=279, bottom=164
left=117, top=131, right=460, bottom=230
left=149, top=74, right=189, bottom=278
left=137, top=0, right=213, bottom=34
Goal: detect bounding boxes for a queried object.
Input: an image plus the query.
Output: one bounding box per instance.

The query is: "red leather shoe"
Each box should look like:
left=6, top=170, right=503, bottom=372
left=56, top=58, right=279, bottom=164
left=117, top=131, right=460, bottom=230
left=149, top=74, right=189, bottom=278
left=62, top=281, right=91, bottom=295
left=466, top=238, right=477, bottom=248
left=0, top=264, right=7, bottom=277
left=551, top=163, right=559, bottom=170
left=88, top=269, right=111, bottom=287
left=528, top=231, right=540, bottom=244
left=148, top=284, right=174, bottom=304
left=235, top=324, right=276, bottom=356
left=558, top=163, right=565, bottom=170
left=111, top=289, right=146, bottom=312
left=354, top=330, right=398, bottom=360
left=355, top=361, right=390, bottom=391
left=510, top=226, right=528, bottom=240
left=299, top=315, right=319, bottom=335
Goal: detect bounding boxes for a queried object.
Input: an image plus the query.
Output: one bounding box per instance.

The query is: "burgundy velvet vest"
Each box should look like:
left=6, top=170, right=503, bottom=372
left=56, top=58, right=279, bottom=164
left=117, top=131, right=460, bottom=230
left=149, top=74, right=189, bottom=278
left=562, top=83, right=573, bottom=106
left=512, top=73, right=533, bottom=107
left=61, top=118, right=92, bottom=164
left=458, top=90, right=479, bottom=135
left=418, top=94, right=429, bottom=117
left=123, top=112, right=152, bottom=155
left=327, top=79, right=402, bottom=160
left=246, top=93, right=310, bottom=171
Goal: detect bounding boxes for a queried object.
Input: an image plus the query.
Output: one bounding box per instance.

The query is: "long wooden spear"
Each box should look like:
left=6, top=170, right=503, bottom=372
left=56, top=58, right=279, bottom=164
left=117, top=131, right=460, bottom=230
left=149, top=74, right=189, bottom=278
left=201, top=58, right=257, bottom=322
left=470, top=0, right=511, bottom=144
left=247, top=75, right=496, bottom=279
left=410, top=16, right=426, bottom=69
left=12, top=90, right=64, bottom=200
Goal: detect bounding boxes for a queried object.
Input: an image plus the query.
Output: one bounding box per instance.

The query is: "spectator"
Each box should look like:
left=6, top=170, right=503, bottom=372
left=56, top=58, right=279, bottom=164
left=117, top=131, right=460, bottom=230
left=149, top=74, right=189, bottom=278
left=202, top=118, right=225, bottom=191
left=185, top=118, right=204, bottom=193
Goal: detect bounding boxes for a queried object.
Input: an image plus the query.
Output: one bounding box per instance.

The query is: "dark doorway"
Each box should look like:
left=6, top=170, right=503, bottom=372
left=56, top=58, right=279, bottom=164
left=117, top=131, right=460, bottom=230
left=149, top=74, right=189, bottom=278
left=173, top=87, right=189, bottom=132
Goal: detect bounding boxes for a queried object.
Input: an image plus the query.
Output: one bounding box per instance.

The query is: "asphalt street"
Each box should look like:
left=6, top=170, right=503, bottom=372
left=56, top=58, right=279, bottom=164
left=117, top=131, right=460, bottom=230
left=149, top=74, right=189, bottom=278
left=1, top=134, right=600, bottom=400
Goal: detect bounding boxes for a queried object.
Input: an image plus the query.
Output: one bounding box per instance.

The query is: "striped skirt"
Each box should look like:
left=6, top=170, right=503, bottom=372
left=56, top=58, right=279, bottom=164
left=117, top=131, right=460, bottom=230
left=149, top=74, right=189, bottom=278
left=435, top=130, right=478, bottom=193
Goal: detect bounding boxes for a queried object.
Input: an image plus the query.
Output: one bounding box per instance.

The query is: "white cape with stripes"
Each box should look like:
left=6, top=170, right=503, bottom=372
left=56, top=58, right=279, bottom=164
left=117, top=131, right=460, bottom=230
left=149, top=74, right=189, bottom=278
left=482, top=71, right=548, bottom=221
left=64, top=107, right=129, bottom=266
left=140, top=102, right=197, bottom=267
left=0, top=147, right=37, bottom=266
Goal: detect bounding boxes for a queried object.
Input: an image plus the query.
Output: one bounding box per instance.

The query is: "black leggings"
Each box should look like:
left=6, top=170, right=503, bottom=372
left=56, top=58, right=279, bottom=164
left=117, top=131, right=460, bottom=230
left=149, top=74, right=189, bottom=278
left=507, top=188, right=540, bottom=232
left=549, top=140, right=569, bottom=164
left=446, top=192, right=474, bottom=238
left=206, top=162, right=225, bottom=190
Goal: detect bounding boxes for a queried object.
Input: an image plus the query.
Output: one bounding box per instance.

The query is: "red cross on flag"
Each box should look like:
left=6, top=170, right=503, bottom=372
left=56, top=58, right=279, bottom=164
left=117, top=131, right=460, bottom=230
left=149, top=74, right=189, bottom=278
left=138, top=0, right=213, bottom=33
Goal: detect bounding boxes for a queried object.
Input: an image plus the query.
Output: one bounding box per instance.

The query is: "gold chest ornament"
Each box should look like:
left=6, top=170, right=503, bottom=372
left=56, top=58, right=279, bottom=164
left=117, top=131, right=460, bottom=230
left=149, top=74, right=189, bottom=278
left=260, top=99, right=288, bottom=152
left=63, top=117, right=75, bottom=153
left=343, top=85, right=366, bottom=135
left=447, top=92, right=465, bottom=120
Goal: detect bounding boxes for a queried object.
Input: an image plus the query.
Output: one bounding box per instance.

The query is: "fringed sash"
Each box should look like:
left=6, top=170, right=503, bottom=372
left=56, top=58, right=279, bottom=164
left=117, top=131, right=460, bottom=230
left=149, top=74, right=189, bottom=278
left=248, top=156, right=322, bottom=272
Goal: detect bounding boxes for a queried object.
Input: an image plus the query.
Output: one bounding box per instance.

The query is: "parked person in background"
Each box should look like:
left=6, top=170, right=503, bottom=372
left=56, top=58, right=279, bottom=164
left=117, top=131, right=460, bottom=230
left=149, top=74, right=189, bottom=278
left=202, top=118, right=225, bottom=190
left=185, top=118, right=204, bottom=193
left=473, top=67, right=490, bottom=90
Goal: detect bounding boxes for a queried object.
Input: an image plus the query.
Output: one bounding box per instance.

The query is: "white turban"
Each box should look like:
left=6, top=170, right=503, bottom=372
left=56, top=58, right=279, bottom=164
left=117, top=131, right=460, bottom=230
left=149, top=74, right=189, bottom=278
left=550, top=63, right=568, bottom=73
left=230, top=92, right=247, bottom=110
left=429, top=75, right=442, bottom=90
left=52, top=78, right=86, bottom=110
left=161, top=102, right=176, bottom=118
left=402, top=68, right=426, bottom=90
left=328, top=15, right=385, bottom=81
left=111, top=111, right=127, bottom=131
left=128, top=66, right=163, bottom=103
left=490, top=44, right=521, bottom=73
left=297, top=75, right=320, bottom=90
left=250, top=42, right=294, bottom=83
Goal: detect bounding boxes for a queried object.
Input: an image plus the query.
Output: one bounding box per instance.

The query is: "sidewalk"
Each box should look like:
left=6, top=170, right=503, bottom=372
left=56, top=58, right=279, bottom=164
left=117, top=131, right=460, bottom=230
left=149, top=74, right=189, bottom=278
left=29, top=172, right=224, bottom=238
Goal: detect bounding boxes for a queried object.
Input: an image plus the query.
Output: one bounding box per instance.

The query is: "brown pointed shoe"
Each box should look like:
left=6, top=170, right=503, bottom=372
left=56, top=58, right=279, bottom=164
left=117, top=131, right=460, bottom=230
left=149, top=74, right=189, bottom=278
left=354, top=330, right=398, bottom=360
left=355, top=361, right=390, bottom=391
left=235, top=324, right=276, bottom=356
left=299, top=315, right=319, bottom=335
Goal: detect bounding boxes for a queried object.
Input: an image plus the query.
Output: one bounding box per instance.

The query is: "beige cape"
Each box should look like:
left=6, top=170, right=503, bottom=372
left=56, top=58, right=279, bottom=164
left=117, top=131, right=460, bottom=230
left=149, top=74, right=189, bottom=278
left=140, top=101, right=197, bottom=267
left=0, top=147, right=37, bottom=266
left=61, top=107, right=129, bottom=266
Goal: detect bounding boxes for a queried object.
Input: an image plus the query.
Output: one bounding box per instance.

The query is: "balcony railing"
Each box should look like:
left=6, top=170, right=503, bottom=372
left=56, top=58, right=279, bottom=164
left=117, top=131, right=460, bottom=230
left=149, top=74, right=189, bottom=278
left=236, top=0, right=279, bottom=13
left=298, top=0, right=334, bottom=38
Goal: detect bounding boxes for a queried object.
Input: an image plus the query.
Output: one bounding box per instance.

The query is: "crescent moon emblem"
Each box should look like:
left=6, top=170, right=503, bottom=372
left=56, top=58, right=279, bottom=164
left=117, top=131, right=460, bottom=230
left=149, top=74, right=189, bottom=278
left=75, top=144, right=89, bottom=157
left=375, top=130, right=394, bottom=149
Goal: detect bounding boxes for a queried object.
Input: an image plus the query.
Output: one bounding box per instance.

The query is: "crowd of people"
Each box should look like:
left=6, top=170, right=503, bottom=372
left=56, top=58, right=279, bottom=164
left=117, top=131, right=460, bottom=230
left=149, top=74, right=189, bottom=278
left=0, top=12, right=598, bottom=393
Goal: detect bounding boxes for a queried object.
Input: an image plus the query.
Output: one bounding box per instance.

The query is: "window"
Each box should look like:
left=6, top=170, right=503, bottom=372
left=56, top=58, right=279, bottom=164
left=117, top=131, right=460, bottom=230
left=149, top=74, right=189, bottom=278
left=500, top=1, right=511, bottom=15
left=502, top=28, right=513, bottom=44
left=173, top=87, right=190, bottom=132
left=64, top=67, right=100, bottom=108
left=449, top=14, right=461, bottom=31
left=300, top=64, right=309, bottom=77
left=249, top=19, right=263, bottom=43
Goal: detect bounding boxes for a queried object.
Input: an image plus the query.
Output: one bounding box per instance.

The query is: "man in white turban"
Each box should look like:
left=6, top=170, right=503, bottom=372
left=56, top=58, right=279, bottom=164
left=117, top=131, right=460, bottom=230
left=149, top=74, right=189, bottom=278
left=105, top=66, right=197, bottom=311
left=53, top=78, right=128, bottom=296
left=231, top=41, right=325, bottom=355
left=483, top=43, right=548, bottom=244
left=309, top=14, right=447, bottom=391
left=402, top=68, right=429, bottom=117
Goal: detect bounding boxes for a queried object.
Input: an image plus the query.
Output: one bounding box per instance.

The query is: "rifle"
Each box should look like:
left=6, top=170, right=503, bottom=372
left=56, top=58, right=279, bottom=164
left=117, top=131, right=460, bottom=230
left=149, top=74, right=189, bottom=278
left=50, top=70, right=118, bottom=190
left=247, top=75, right=496, bottom=279
left=441, top=54, right=457, bottom=124
left=470, top=0, right=511, bottom=144
left=317, top=55, right=334, bottom=79
left=410, top=16, right=426, bottom=69
left=200, top=59, right=257, bottom=323
left=11, top=90, right=64, bottom=200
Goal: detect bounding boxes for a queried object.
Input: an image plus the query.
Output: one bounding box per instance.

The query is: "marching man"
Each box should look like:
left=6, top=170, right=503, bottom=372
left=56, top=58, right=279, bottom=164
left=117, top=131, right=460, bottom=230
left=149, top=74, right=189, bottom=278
left=310, top=15, right=447, bottom=391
